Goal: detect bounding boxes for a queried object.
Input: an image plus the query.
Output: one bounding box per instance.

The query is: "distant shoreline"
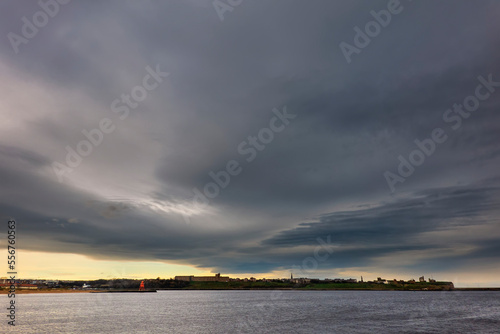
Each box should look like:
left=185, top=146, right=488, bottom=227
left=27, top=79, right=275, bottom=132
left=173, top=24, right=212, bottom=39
left=0, top=289, right=98, bottom=294
left=2, top=287, right=499, bottom=294
left=453, top=288, right=500, bottom=291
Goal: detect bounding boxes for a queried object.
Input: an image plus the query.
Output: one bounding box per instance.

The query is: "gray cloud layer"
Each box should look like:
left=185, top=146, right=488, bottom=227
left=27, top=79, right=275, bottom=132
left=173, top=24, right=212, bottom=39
left=1, top=0, right=500, bottom=280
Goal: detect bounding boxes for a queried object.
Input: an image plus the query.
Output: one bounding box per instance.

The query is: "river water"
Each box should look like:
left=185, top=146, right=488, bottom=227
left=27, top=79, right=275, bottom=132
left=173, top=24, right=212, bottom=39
left=5, top=290, right=500, bottom=333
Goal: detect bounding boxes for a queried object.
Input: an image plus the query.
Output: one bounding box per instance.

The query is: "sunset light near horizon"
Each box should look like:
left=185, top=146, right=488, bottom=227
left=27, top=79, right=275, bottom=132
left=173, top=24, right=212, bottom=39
left=2, top=0, right=500, bottom=293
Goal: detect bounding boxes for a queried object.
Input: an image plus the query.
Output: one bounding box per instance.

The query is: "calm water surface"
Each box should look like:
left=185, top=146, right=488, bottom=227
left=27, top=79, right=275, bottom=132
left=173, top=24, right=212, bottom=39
left=5, top=290, right=500, bottom=333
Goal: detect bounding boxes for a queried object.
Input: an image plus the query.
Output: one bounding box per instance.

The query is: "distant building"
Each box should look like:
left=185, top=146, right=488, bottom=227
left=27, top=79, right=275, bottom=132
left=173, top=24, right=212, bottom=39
left=0, top=283, right=37, bottom=290
left=19, top=284, right=37, bottom=290
left=175, top=273, right=230, bottom=282
left=419, top=276, right=425, bottom=282
left=174, top=276, right=191, bottom=282
left=332, top=278, right=357, bottom=283
left=428, top=278, right=436, bottom=283
left=291, top=278, right=311, bottom=284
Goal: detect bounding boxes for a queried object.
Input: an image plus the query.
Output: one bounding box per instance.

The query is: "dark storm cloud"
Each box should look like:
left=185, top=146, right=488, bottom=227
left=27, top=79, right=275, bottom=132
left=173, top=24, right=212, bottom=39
left=0, top=145, right=49, bottom=167
left=0, top=0, right=500, bottom=279
left=263, top=185, right=499, bottom=248
left=203, top=184, right=500, bottom=273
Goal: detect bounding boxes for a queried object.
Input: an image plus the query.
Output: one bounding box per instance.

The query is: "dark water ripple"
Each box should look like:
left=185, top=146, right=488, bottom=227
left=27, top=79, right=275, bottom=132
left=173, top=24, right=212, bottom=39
left=6, top=290, right=500, bottom=333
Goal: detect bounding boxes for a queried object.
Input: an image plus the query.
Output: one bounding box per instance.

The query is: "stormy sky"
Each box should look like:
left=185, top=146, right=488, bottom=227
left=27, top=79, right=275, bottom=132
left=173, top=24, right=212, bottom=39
left=1, top=0, right=500, bottom=286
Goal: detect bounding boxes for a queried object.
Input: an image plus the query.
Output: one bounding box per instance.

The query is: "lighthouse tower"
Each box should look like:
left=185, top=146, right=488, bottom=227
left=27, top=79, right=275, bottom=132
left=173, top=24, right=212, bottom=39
left=139, top=280, right=145, bottom=291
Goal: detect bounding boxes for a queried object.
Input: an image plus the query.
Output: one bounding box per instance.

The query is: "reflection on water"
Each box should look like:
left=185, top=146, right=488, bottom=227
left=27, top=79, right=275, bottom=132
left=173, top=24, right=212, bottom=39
left=8, top=290, right=500, bottom=333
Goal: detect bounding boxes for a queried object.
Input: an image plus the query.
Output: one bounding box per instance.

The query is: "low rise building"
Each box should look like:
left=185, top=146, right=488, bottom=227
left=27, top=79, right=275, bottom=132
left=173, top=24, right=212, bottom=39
left=0, top=283, right=38, bottom=290
left=18, top=284, right=37, bottom=290
left=291, top=278, right=311, bottom=284
left=174, top=273, right=230, bottom=282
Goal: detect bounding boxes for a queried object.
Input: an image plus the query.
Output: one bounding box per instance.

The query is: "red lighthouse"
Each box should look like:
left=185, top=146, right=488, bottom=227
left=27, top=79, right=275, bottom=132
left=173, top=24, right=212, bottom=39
left=139, top=280, right=145, bottom=291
